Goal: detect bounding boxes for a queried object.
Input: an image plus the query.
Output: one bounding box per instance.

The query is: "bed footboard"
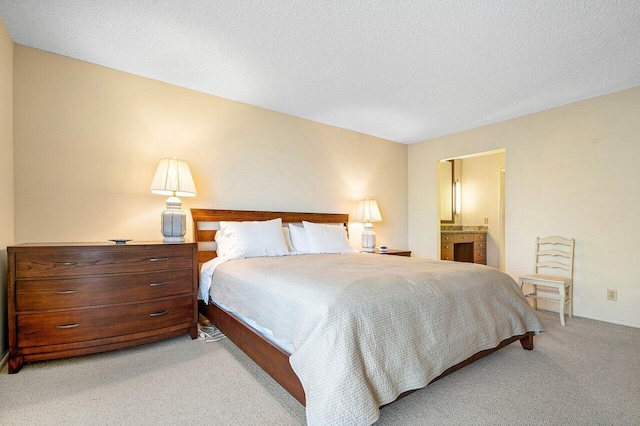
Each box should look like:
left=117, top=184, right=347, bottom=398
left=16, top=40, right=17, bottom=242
left=202, top=299, right=535, bottom=408
left=201, top=302, right=306, bottom=405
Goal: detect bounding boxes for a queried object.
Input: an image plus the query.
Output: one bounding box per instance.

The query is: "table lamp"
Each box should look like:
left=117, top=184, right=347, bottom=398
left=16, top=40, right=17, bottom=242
left=356, top=198, right=382, bottom=252
left=150, top=158, right=197, bottom=243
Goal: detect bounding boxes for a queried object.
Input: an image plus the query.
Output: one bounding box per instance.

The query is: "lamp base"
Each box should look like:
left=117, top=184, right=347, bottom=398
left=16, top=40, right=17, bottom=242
left=361, top=223, right=376, bottom=253
left=161, top=196, right=187, bottom=243
left=162, top=236, right=185, bottom=243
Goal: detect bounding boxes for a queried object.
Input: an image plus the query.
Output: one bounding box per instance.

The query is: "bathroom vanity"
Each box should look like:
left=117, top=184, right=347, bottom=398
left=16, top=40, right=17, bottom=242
left=441, top=226, right=487, bottom=265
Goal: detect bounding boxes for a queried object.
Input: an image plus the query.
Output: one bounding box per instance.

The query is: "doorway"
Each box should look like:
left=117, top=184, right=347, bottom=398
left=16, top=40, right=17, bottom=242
left=438, top=149, right=506, bottom=270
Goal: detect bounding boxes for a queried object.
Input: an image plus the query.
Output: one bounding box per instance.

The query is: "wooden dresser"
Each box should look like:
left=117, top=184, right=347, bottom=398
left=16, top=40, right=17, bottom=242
left=7, top=242, right=198, bottom=373
left=441, top=232, right=487, bottom=264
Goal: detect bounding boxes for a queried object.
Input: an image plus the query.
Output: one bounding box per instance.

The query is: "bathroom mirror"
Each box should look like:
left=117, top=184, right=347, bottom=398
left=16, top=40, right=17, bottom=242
left=439, top=159, right=455, bottom=223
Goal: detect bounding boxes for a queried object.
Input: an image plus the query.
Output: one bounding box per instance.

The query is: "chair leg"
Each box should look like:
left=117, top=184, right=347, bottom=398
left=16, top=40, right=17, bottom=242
left=558, top=285, right=566, bottom=326
left=568, top=284, right=573, bottom=317
left=520, top=279, right=534, bottom=310
left=533, top=284, right=538, bottom=311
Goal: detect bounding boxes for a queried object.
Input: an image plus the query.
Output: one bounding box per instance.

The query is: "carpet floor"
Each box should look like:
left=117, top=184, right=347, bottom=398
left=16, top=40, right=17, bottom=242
left=1, top=310, right=638, bottom=425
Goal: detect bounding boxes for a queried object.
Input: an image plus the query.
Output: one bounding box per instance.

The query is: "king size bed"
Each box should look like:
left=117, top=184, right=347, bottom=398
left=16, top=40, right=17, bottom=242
left=192, top=209, right=544, bottom=425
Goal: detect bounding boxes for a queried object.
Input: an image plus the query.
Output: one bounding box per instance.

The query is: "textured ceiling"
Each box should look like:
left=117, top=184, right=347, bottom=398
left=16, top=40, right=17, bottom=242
left=1, top=1, right=639, bottom=144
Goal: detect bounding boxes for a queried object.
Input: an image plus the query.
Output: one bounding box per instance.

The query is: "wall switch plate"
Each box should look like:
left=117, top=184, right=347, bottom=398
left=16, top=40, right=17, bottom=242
left=484, top=218, right=488, bottom=224
left=607, top=289, right=617, bottom=301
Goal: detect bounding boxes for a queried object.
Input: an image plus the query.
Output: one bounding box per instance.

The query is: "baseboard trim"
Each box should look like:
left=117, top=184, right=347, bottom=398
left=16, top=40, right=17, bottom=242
left=528, top=300, right=640, bottom=329
left=575, top=312, right=640, bottom=329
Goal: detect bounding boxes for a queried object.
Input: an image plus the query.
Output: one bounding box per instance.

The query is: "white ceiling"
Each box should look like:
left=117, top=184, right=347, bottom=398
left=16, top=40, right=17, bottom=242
left=1, top=1, right=639, bottom=144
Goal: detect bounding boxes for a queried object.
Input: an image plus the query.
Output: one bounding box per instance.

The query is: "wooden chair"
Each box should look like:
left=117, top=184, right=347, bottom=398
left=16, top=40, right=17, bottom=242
left=519, top=236, right=575, bottom=326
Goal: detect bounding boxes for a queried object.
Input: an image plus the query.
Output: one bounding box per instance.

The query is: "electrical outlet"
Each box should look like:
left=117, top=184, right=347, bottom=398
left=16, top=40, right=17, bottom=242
left=484, top=218, right=488, bottom=224
left=607, top=289, right=617, bottom=301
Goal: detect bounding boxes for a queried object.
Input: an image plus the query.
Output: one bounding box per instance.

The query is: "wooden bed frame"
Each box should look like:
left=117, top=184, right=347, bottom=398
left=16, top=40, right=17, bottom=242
left=191, top=208, right=534, bottom=407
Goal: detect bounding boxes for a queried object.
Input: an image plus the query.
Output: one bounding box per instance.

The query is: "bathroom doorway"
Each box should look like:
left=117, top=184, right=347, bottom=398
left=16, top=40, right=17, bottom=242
left=438, top=149, right=506, bottom=270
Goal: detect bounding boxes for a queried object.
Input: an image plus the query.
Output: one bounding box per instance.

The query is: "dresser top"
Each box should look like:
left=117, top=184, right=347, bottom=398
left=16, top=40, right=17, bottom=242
left=8, top=241, right=196, bottom=251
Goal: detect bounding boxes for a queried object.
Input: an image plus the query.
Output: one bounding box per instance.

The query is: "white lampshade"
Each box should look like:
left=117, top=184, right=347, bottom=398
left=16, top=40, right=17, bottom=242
left=150, top=158, right=196, bottom=243
left=150, top=158, right=197, bottom=197
left=356, top=199, right=382, bottom=223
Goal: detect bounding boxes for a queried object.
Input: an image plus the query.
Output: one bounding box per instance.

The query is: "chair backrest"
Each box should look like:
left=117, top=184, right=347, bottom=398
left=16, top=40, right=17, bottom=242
left=534, top=236, right=575, bottom=279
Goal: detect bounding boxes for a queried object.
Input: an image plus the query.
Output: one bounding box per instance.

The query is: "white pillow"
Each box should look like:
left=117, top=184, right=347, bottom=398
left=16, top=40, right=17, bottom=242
left=218, top=218, right=290, bottom=259
left=288, top=223, right=309, bottom=253
left=214, top=228, right=229, bottom=257
left=302, top=221, right=355, bottom=254
left=282, top=226, right=294, bottom=253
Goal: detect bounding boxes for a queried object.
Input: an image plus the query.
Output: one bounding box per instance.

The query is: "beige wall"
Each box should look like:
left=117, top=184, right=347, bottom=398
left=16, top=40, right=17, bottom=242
left=460, top=151, right=505, bottom=269
left=13, top=46, right=408, bottom=252
left=409, top=86, right=640, bottom=328
left=0, top=19, right=14, bottom=357
left=10, top=40, right=639, bottom=335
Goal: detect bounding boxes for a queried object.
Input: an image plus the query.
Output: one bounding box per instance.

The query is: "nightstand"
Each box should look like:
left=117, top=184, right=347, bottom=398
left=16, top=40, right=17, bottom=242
left=7, top=241, right=198, bottom=373
left=367, top=248, right=411, bottom=257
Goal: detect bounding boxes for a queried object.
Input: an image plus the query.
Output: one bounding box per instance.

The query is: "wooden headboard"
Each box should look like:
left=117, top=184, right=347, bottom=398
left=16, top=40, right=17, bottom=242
left=191, top=209, right=350, bottom=264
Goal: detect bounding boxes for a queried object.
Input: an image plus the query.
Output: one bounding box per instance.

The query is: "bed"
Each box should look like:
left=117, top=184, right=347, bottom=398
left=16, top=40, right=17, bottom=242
left=192, top=209, right=543, bottom=425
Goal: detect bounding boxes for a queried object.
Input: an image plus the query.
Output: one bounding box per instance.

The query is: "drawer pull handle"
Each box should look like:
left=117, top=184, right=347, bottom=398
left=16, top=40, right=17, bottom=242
left=54, top=262, right=77, bottom=266
left=150, top=257, right=169, bottom=262
left=55, top=290, right=79, bottom=294
left=150, top=311, right=169, bottom=317
left=150, top=282, right=169, bottom=287
left=56, top=323, right=79, bottom=329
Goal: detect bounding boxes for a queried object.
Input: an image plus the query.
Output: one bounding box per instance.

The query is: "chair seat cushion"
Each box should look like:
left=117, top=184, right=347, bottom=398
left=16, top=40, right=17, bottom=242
left=520, top=273, right=572, bottom=286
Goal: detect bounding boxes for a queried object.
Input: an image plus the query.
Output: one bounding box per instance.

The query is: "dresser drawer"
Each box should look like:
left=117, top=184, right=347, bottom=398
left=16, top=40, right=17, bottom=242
left=16, top=269, right=193, bottom=311
left=17, top=295, right=193, bottom=347
left=474, top=233, right=486, bottom=242
left=441, top=233, right=454, bottom=243
left=15, top=246, right=193, bottom=279
left=474, top=241, right=486, bottom=250
left=441, top=240, right=454, bottom=261
left=454, top=234, right=474, bottom=243
left=441, top=252, right=454, bottom=261
left=441, top=242, right=454, bottom=252
left=474, top=250, right=486, bottom=263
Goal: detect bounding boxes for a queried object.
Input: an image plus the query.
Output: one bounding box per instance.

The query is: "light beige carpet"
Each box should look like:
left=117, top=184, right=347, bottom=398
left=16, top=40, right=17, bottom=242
left=1, top=311, right=639, bottom=425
